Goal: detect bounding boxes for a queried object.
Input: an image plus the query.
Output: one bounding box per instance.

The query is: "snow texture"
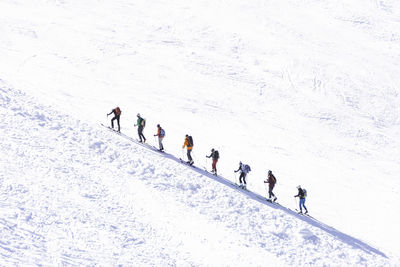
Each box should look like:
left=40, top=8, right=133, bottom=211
left=1, top=0, right=400, bottom=266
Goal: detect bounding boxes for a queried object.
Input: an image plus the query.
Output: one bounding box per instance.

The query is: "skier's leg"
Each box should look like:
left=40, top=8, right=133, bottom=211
left=111, top=117, right=115, bottom=128
left=303, top=199, right=308, bottom=213
left=138, top=127, right=142, bottom=142
left=187, top=150, right=193, bottom=162
left=212, top=160, right=217, bottom=172
left=299, top=198, right=305, bottom=213
left=116, top=116, right=120, bottom=132
left=158, top=137, right=162, bottom=150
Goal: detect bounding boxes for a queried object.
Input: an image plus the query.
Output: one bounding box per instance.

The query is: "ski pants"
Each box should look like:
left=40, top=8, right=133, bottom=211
left=138, top=126, right=146, bottom=142
left=239, top=172, right=247, bottom=185
left=158, top=136, right=164, bottom=150
left=268, top=185, right=276, bottom=199
left=299, top=198, right=307, bottom=212
left=212, top=159, right=218, bottom=172
left=111, top=115, right=120, bottom=131
left=187, top=149, right=193, bottom=162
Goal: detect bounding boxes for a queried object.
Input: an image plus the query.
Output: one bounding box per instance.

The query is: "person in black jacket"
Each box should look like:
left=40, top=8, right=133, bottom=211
left=294, top=185, right=308, bottom=214
left=264, top=170, right=277, bottom=202
left=107, top=107, right=121, bottom=132
left=206, top=148, right=219, bottom=175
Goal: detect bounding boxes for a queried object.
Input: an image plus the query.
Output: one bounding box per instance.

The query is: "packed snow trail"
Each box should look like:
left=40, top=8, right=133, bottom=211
left=0, top=83, right=394, bottom=265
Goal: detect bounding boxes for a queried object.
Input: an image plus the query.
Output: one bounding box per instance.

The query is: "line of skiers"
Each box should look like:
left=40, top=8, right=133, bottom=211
left=107, top=106, right=308, bottom=214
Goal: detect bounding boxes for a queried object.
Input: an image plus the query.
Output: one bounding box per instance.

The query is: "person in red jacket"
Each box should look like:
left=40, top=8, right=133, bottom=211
left=107, top=107, right=121, bottom=132
left=264, top=170, right=277, bottom=202
left=206, top=148, right=219, bottom=175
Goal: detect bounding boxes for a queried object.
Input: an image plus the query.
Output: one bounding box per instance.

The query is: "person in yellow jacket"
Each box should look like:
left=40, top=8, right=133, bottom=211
left=182, top=134, right=194, bottom=165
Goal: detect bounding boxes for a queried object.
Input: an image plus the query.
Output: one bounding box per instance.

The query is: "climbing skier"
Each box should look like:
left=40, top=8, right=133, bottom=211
left=264, top=170, right=277, bottom=202
left=294, top=185, right=308, bottom=214
left=134, top=113, right=146, bottom=143
left=154, top=124, right=165, bottom=151
left=182, top=134, right=194, bottom=165
left=234, top=162, right=251, bottom=189
left=206, top=148, right=219, bottom=175
left=107, top=107, right=121, bottom=132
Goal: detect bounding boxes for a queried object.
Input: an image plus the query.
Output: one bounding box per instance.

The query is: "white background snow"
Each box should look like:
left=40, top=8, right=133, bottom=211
left=1, top=0, right=400, bottom=265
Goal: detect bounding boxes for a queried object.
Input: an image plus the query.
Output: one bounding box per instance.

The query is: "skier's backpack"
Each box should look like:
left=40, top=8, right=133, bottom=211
left=141, top=118, right=146, bottom=127
left=160, top=128, right=165, bottom=137
left=115, top=107, right=121, bottom=115
left=188, top=136, right=193, bottom=146
left=244, top=164, right=251, bottom=173
left=214, top=150, right=219, bottom=159
left=303, top=188, right=307, bottom=197
left=271, top=174, right=276, bottom=184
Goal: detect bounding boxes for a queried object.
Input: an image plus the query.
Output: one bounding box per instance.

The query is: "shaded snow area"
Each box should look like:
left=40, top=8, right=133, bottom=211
left=0, top=82, right=392, bottom=266
left=1, top=0, right=400, bottom=266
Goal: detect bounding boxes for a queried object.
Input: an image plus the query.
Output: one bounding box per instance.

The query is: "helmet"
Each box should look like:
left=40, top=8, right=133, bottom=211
left=137, top=113, right=140, bottom=117
left=239, top=161, right=242, bottom=165
left=211, top=148, right=214, bottom=152
left=268, top=170, right=272, bottom=174
left=157, top=124, right=160, bottom=127
left=297, top=185, right=301, bottom=189
left=185, top=134, right=188, bottom=137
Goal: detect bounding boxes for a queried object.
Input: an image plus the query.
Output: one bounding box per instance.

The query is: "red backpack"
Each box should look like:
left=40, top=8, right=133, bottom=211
left=115, top=107, right=121, bottom=115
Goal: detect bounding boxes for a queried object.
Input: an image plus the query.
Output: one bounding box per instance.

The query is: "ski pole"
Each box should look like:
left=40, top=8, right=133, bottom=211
left=153, top=135, right=157, bottom=147
left=263, top=181, right=269, bottom=199
left=293, top=197, right=298, bottom=211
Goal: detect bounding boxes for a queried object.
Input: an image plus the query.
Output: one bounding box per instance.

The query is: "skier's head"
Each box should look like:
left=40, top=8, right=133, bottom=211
left=185, top=134, right=188, bottom=137
left=239, top=161, right=242, bottom=165
left=268, top=170, right=272, bottom=175
left=137, top=113, right=140, bottom=117
left=297, top=185, right=301, bottom=189
left=211, top=148, right=214, bottom=152
left=157, top=124, right=160, bottom=127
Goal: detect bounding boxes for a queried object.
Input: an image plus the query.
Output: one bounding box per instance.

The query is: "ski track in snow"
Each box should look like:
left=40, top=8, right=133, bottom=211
left=0, top=82, right=394, bottom=266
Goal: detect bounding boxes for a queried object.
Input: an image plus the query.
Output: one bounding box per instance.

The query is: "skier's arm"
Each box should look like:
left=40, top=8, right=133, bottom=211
left=107, top=109, right=114, bottom=116
left=182, top=139, right=187, bottom=149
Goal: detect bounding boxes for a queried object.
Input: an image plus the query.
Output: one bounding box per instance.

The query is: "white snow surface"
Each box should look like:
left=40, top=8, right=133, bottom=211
left=1, top=0, right=400, bottom=266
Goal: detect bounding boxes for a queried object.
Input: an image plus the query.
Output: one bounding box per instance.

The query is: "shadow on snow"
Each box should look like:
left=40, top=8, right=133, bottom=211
left=103, top=124, right=387, bottom=259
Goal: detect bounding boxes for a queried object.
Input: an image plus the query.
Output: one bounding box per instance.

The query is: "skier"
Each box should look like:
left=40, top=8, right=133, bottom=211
left=264, top=170, right=277, bottom=202
left=206, top=148, right=219, bottom=175
left=107, top=107, right=121, bottom=132
left=234, top=162, right=251, bottom=189
left=294, top=185, right=308, bottom=214
left=154, top=124, right=165, bottom=151
left=134, top=113, right=146, bottom=143
left=182, top=134, right=194, bottom=165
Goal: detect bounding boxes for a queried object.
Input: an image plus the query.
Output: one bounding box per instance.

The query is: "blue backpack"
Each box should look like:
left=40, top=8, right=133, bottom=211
left=244, top=164, right=251, bottom=173
left=160, top=128, right=165, bottom=137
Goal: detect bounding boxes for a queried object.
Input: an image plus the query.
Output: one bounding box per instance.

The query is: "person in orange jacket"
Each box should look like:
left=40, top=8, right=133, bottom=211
left=154, top=124, right=165, bottom=151
left=182, top=134, right=194, bottom=165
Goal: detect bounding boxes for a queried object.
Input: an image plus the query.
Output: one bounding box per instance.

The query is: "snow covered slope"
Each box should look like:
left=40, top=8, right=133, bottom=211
left=1, top=0, right=400, bottom=265
left=0, top=80, right=393, bottom=266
